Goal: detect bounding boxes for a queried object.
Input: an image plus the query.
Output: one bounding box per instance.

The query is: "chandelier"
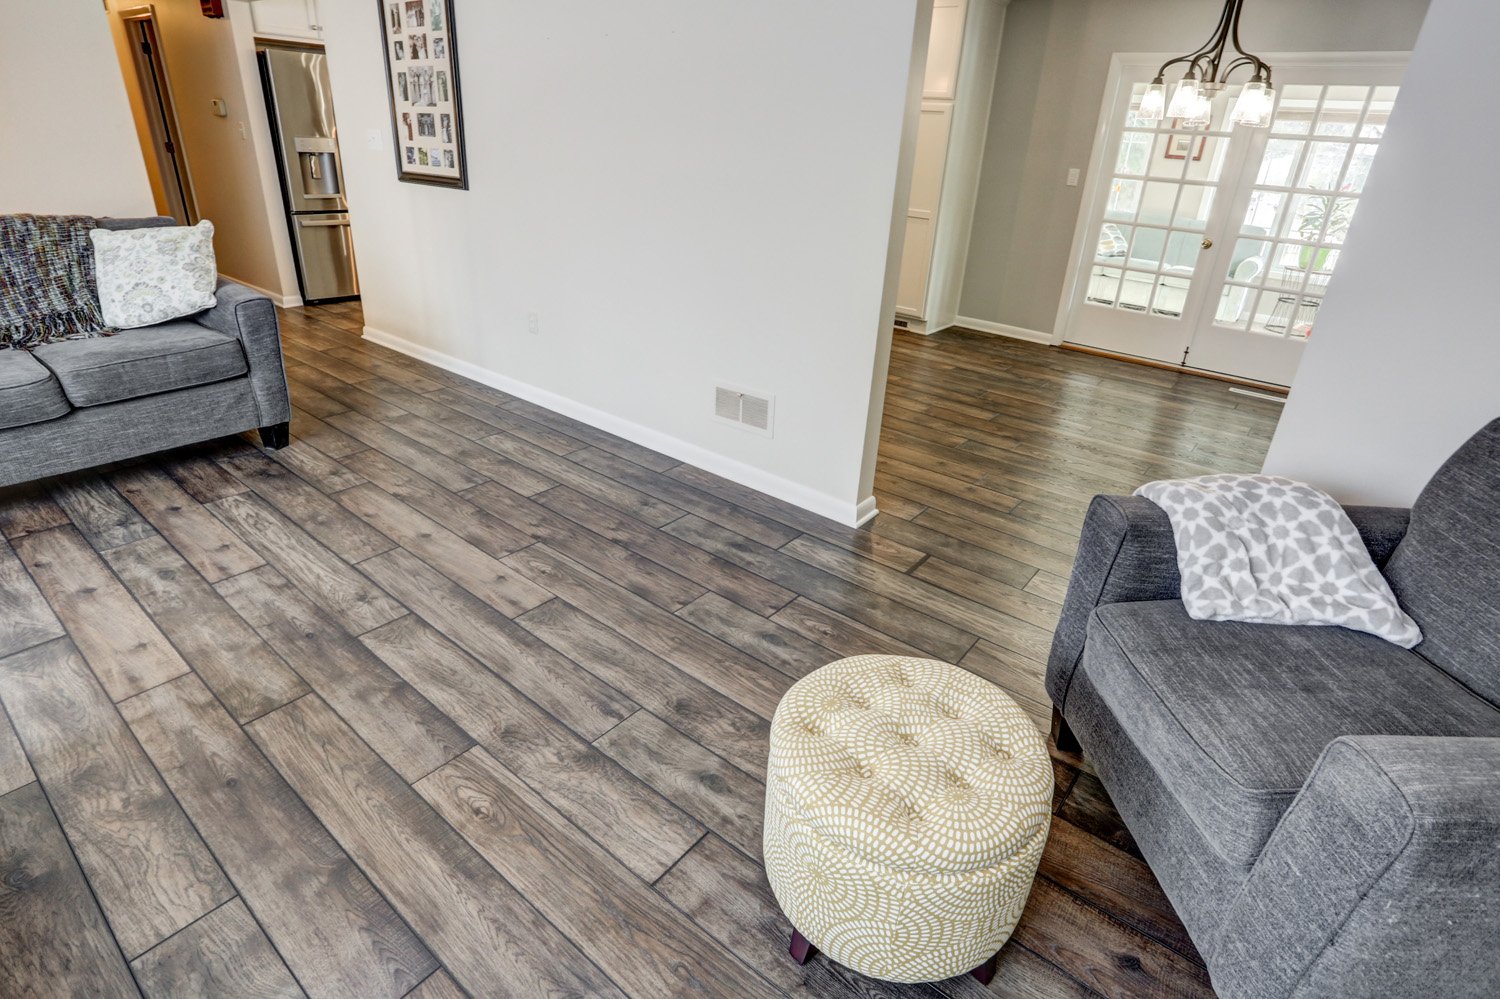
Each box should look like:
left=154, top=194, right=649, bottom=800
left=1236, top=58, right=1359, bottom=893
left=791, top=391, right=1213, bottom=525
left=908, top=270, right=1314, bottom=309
left=1137, top=0, right=1276, bottom=129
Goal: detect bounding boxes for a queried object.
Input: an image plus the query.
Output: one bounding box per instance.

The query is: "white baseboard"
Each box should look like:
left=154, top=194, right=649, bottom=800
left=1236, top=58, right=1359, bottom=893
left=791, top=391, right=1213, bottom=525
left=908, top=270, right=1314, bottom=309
left=360, top=325, right=875, bottom=527
left=223, top=274, right=302, bottom=309
left=952, top=316, right=1055, bottom=344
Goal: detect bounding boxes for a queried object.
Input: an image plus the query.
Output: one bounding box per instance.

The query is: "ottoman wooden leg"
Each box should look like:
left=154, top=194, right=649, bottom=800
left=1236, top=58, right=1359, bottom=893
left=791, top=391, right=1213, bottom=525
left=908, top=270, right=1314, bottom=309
left=789, top=929, right=817, bottom=965
left=970, top=951, right=999, bottom=985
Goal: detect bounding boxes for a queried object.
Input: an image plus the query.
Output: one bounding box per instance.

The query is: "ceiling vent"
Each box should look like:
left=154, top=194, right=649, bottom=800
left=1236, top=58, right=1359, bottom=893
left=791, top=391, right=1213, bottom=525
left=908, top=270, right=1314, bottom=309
left=714, top=385, right=774, bottom=437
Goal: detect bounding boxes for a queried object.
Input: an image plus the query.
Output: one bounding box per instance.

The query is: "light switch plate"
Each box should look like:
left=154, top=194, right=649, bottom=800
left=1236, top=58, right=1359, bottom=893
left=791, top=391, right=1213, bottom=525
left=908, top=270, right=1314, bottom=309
left=1066, top=168, right=1081, bottom=187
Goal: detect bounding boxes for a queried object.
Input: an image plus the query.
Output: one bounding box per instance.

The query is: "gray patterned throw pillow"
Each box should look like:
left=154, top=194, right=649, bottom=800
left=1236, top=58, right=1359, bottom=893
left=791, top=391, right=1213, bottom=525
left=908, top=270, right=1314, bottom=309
left=1136, top=474, right=1422, bottom=647
left=90, top=220, right=218, bottom=329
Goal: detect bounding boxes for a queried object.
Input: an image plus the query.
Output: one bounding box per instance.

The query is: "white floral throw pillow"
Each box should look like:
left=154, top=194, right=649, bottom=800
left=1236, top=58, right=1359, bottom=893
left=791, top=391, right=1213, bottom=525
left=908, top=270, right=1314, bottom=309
left=1136, top=474, right=1422, bottom=647
left=90, top=220, right=218, bottom=329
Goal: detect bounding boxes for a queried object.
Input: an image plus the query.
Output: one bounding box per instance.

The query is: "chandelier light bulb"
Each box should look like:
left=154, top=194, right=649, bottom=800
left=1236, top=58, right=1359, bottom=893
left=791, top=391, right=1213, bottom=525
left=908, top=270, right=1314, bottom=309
left=1231, top=80, right=1276, bottom=127
left=1139, top=80, right=1167, bottom=122
left=1183, top=90, right=1213, bottom=128
left=1167, top=78, right=1201, bottom=120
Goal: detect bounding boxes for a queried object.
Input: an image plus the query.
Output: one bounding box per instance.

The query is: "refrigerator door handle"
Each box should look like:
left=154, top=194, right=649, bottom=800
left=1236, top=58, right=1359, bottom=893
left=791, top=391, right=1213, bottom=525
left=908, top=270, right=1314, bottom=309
left=298, top=217, right=351, bottom=228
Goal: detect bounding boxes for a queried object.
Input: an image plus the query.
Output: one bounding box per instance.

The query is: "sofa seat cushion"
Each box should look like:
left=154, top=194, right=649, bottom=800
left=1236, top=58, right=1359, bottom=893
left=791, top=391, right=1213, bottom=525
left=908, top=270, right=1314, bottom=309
left=0, top=350, right=70, bottom=429
left=32, top=321, right=246, bottom=408
left=1083, top=600, right=1500, bottom=867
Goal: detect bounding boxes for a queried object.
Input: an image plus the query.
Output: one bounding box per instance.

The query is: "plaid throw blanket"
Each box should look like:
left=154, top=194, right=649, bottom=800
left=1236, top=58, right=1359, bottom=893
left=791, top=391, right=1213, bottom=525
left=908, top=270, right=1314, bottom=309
left=0, top=213, right=115, bottom=350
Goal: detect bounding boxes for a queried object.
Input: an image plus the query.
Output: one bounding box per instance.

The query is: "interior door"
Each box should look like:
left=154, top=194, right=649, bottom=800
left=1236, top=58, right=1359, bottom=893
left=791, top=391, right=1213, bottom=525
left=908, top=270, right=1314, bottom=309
left=1183, top=74, right=1403, bottom=385
left=1064, top=81, right=1251, bottom=365
left=1066, top=58, right=1406, bottom=386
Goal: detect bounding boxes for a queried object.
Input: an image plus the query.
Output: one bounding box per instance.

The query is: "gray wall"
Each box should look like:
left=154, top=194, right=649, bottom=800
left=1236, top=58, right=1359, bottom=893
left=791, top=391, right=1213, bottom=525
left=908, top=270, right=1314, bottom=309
left=959, top=0, right=1432, bottom=334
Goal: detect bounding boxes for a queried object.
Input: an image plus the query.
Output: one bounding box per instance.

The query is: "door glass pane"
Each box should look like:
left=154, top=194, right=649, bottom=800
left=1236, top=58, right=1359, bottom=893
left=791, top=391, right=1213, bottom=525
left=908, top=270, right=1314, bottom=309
left=1257, top=139, right=1305, bottom=186
left=1086, top=266, right=1123, bottom=306
left=1298, top=141, right=1348, bottom=190
left=1305, top=252, right=1341, bottom=289
left=1242, top=190, right=1285, bottom=236
left=1173, top=185, right=1215, bottom=229
left=1131, top=226, right=1168, bottom=266
left=1272, top=85, right=1322, bottom=134
left=1266, top=244, right=1310, bottom=291
left=1137, top=183, right=1179, bottom=225
left=1185, top=135, right=1232, bottom=183
left=1148, top=134, right=1192, bottom=177
left=1344, top=143, right=1379, bottom=192
left=1283, top=193, right=1337, bottom=241
left=1151, top=273, right=1190, bottom=317
left=1315, top=86, right=1368, bottom=136
left=1164, top=231, right=1201, bottom=274
left=1323, top=198, right=1358, bottom=244
left=1115, top=131, right=1154, bottom=175
left=1226, top=238, right=1271, bottom=282
left=1097, top=223, right=1131, bottom=259
left=1119, top=270, right=1153, bottom=310
left=1106, top=178, right=1143, bottom=219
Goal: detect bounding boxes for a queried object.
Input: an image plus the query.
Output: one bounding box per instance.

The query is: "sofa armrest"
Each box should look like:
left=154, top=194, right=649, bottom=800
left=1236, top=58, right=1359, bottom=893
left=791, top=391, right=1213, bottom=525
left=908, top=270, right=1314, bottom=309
left=1210, top=736, right=1500, bottom=999
left=1045, top=495, right=1179, bottom=708
left=195, top=279, right=291, bottom=428
left=1343, top=505, right=1410, bottom=567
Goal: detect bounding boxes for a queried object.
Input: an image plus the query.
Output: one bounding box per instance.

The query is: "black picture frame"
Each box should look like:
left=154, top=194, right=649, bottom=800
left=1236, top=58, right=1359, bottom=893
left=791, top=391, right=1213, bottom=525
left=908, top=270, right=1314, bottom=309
left=377, top=0, right=468, bottom=189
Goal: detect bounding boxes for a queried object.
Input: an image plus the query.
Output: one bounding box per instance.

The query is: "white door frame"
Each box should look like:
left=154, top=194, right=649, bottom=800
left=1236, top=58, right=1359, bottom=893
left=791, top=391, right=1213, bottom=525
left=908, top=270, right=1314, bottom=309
left=1051, top=51, right=1411, bottom=355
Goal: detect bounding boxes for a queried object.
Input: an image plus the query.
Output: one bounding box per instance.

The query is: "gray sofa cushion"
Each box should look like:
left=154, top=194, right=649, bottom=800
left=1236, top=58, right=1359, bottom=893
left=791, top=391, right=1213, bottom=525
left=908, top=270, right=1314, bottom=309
left=1383, top=418, right=1500, bottom=707
left=0, top=350, right=70, bottom=429
left=32, top=320, right=247, bottom=408
left=1083, top=600, right=1500, bottom=866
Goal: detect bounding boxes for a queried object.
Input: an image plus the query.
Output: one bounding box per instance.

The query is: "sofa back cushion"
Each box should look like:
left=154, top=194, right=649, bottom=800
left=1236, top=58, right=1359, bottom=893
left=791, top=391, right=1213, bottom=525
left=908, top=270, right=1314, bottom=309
left=1384, top=418, right=1500, bottom=705
left=94, top=216, right=177, bottom=231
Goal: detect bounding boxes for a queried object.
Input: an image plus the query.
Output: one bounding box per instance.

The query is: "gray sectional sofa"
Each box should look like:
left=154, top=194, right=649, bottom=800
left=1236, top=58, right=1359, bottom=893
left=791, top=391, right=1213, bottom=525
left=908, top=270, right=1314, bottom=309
left=1048, top=418, right=1500, bottom=999
left=0, top=217, right=291, bottom=487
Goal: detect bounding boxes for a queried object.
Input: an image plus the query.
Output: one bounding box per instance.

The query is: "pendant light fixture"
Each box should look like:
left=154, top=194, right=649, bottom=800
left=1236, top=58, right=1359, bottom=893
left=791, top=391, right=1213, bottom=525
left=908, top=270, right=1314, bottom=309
left=1138, top=0, right=1276, bottom=128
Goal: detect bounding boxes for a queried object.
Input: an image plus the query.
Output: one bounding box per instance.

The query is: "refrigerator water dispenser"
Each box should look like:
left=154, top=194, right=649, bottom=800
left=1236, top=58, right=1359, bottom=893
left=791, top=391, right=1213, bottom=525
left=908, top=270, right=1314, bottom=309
left=293, top=136, right=341, bottom=200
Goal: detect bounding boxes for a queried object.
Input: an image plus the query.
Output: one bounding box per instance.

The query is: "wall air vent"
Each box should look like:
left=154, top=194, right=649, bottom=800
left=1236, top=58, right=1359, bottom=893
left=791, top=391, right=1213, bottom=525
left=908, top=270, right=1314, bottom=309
left=714, top=385, right=775, bottom=437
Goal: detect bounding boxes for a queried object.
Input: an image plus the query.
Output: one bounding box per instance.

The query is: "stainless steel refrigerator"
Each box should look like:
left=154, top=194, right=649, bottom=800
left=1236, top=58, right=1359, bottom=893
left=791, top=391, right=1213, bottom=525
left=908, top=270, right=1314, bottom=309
left=259, top=45, right=359, bottom=303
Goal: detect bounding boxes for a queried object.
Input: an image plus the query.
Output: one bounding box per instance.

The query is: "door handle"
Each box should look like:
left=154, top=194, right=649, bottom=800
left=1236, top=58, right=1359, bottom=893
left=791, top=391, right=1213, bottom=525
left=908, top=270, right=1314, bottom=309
left=1201, top=237, right=1214, bottom=249
left=298, top=218, right=349, bottom=228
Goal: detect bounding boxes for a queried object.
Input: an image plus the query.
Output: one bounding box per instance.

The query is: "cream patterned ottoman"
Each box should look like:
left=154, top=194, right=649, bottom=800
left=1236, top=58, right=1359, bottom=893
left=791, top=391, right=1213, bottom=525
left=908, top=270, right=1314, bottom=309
left=763, top=655, right=1052, bottom=984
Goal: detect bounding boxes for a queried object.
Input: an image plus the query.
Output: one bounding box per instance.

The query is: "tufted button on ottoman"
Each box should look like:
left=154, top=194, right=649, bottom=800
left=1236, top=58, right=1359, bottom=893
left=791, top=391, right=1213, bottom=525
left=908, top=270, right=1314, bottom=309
left=763, top=655, right=1053, bottom=984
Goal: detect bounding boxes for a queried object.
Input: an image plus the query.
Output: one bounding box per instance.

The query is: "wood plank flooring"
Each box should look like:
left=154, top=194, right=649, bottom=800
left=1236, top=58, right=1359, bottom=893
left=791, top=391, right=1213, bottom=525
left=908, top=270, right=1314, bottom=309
left=0, top=301, right=1281, bottom=998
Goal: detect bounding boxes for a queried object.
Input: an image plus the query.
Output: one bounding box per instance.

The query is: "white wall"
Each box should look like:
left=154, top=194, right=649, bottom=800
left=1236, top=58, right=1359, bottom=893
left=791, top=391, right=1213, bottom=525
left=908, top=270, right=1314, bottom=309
left=317, top=0, right=923, bottom=524
left=958, top=0, right=1431, bottom=335
left=0, top=0, right=154, bottom=216
left=1262, top=0, right=1498, bottom=504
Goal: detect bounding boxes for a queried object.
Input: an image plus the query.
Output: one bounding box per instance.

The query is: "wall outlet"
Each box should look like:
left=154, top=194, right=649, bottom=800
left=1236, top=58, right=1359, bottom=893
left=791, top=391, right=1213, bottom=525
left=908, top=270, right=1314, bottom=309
left=1066, top=167, right=1081, bottom=187
left=527, top=310, right=540, bottom=335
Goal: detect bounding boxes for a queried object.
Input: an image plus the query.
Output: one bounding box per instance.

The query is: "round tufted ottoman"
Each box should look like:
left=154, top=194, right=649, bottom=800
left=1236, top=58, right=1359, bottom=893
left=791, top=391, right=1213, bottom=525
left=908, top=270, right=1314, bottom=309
left=763, top=654, right=1053, bottom=984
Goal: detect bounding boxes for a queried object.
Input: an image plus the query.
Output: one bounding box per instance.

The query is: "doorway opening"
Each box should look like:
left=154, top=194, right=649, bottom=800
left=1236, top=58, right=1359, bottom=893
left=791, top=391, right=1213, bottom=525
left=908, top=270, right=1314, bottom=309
left=119, top=8, right=195, bottom=225
left=1059, top=54, right=1406, bottom=387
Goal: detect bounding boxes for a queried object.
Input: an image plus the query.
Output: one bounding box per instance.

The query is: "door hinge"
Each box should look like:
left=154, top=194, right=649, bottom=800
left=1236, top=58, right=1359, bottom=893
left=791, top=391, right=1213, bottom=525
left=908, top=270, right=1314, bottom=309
left=164, top=140, right=174, bottom=154
left=140, top=40, right=152, bottom=55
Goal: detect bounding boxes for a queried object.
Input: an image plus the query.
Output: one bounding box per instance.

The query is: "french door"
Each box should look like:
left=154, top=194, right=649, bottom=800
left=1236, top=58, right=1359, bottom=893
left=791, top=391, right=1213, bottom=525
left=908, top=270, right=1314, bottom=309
left=1063, top=57, right=1405, bottom=386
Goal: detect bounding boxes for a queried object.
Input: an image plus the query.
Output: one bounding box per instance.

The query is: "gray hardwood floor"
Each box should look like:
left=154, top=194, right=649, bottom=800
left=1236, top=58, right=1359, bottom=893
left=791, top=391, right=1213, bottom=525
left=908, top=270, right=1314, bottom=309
left=0, top=302, right=1281, bottom=998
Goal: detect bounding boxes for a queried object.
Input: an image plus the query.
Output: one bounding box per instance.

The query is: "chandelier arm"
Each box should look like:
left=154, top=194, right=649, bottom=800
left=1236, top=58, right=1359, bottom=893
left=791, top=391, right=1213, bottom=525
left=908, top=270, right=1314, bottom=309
left=1157, top=0, right=1238, bottom=82
left=1227, top=0, right=1271, bottom=79
left=1201, top=0, right=1238, bottom=82
left=1220, top=56, right=1267, bottom=83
